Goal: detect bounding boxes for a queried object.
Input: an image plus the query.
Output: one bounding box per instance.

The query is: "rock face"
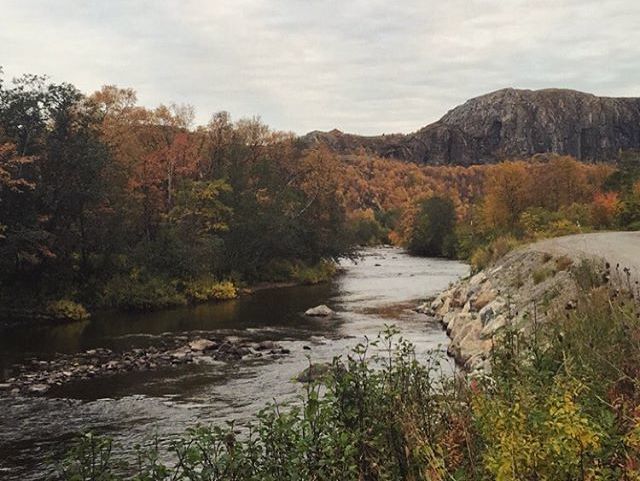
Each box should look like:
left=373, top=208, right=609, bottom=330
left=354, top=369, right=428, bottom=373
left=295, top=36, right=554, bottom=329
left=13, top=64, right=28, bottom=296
left=301, top=88, right=640, bottom=164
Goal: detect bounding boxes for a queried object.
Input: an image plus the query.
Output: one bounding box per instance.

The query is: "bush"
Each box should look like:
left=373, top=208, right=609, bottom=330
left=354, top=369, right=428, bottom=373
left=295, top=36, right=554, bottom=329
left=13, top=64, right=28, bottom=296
left=260, top=258, right=337, bottom=285
left=184, top=278, right=237, bottom=302
left=292, top=259, right=337, bottom=285
left=471, top=235, right=520, bottom=271
left=99, top=274, right=187, bottom=311
left=532, top=266, right=555, bottom=284
left=60, top=328, right=474, bottom=480
left=47, top=299, right=90, bottom=322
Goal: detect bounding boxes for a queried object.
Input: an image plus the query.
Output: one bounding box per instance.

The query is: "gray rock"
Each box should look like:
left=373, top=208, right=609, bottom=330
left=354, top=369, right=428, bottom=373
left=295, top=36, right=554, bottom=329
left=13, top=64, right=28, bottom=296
left=189, top=339, right=217, bottom=351
left=305, top=305, right=334, bottom=317
left=256, top=340, right=279, bottom=351
left=296, top=363, right=331, bottom=383
left=479, top=299, right=506, bottom=325
left=480, top=315, right=508, bottom=339
left=29, top=384, right=50, bottom=394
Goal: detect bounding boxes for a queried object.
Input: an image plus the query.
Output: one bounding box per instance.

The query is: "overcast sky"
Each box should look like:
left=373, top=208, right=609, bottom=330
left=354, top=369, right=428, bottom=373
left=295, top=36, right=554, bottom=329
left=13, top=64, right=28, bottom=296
left=1, top=0, right=639, bottom=135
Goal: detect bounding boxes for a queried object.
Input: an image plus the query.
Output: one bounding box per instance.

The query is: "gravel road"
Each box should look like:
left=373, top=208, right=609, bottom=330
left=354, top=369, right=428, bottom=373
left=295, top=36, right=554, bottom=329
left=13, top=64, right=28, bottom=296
left=527, top=231, right=640, bottom=281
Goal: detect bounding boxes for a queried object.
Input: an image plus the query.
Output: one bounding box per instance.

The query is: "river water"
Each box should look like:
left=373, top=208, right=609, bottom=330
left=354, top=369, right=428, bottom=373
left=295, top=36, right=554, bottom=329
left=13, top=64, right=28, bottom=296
left=0, top=247, right=468, bottom=480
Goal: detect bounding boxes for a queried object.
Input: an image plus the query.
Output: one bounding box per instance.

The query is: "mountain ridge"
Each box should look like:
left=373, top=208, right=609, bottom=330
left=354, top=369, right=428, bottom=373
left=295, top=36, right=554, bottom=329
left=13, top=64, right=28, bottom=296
left=300, top=88, right=640, bottom=164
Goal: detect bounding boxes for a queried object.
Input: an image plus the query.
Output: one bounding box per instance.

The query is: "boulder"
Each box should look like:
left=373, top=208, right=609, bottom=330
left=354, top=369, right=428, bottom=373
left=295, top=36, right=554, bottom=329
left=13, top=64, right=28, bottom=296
left=305, top=305, right=334, bottom=317
left=437, top=297, right=452, bottom=317
left=457, top=324, right=491, bottom=365
left=443, top=312, right=457, bottom=333
left=296, top=363, right=331, bottom=383
left=480, top=314, right=508, bottom=339
left=451, top=286, right=469, bottom=308
left=430, top=296, right=443, bottom=311
left=29, top=383, right=50, bottom=394
left=189, top=339, right=217, bottom=351
left=473, top=285, right=497, bottom=311
left=449, top=314, right=481, bottom=344
left=479, top=299, right=507, bottom=325
left=468, top=271, right=488, bottom=287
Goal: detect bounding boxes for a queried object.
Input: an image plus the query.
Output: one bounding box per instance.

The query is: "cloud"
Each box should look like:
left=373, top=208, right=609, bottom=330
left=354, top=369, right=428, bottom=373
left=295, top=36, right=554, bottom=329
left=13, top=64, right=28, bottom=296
left=1, top=0, right=639, bottom=134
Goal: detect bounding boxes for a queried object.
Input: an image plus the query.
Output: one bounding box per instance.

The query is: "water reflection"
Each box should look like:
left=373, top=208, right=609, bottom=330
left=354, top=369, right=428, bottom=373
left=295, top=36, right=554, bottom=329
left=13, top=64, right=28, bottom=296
left=0, top=247, right=468, bottom=480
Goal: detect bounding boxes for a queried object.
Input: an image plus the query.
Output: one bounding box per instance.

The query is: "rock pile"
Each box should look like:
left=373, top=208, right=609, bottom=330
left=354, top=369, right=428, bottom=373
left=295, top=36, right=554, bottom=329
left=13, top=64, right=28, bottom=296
left=417, top=248, right=580, bottom=374
left=0, top=335, right=291, bottom=396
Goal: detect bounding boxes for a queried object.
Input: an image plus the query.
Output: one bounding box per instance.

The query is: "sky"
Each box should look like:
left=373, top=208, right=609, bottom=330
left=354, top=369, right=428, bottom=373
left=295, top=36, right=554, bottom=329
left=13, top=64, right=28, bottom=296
left=1, top=0, right=639, bottom=135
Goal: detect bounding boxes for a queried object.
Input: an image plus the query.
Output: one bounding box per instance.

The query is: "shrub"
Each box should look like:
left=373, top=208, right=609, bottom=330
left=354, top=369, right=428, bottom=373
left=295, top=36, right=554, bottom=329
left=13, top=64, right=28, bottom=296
left=60, top=283, right=640, bottom=481
left=260, top=258, right=337, bottom=285
left=47, top=299, right=90, bottom=322
left=471, top=235, right=520, bottom=271
left=532, top=266, right=555, bottom=284
left=99, top=275, right=187, bottom=311
left=184, top=278, right=237, bottom=302
left=292, top=259, right=337, bottom=285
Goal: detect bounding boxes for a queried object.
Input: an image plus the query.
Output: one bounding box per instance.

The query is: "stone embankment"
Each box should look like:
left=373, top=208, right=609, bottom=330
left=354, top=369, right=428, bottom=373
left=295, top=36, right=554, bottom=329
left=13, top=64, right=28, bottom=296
left=418, top=232, right=640, bottom=373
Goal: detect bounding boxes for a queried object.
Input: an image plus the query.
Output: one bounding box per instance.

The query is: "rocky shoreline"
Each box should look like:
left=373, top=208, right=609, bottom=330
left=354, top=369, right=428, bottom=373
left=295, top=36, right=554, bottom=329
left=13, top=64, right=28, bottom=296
left=417, top=246, right=586, bottom=373
left=0, top=334, right=291, bottom=396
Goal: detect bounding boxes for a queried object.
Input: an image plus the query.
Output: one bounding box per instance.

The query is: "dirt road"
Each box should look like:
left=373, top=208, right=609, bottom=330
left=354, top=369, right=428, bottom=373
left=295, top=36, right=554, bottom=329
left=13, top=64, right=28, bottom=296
left=528, top=231, right=640, bottom=281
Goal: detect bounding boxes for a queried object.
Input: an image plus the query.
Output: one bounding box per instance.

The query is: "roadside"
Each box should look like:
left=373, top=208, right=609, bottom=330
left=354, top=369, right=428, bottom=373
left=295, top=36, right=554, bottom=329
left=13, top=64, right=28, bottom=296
left=419, top=231, right=640, bottom=371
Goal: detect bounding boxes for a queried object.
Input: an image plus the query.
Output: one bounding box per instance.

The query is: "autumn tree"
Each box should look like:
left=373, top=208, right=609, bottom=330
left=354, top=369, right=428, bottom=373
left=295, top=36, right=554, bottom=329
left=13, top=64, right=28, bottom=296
left=591, top=192, right=621, bottom=228
left=481, top=162, right=531, bottom=232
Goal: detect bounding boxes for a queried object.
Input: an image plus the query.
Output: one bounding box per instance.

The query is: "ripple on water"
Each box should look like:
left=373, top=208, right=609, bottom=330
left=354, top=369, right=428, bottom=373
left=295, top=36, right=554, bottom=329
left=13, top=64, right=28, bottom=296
left=0, top=247, right=469, bottom=480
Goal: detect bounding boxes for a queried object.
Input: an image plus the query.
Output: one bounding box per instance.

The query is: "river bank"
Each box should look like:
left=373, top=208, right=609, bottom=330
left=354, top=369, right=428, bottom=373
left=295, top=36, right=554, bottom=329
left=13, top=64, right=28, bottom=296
left=419, top=231, right=640, bottom=372
left=0, top=261, right=341, bottom=328
left=0, top=247, right=469, bottom=480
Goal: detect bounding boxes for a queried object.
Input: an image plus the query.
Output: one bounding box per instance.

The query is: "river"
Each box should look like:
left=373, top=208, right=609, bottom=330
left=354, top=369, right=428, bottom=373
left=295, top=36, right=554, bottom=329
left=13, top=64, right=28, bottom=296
left=0, top=247, right=468, bottom=480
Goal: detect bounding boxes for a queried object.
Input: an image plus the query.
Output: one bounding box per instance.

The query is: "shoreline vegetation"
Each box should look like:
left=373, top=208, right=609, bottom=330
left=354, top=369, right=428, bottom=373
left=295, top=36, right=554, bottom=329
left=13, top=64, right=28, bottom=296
left=59, top=258, right=640, bottom=480
left=0, top=258, right=340, bottom=325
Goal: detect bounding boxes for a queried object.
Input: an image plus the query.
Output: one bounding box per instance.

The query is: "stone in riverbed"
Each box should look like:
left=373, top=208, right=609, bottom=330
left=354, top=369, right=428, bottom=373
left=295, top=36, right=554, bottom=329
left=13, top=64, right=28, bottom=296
left=170, top=347, right=191, bottom=359
left=29, top=383, right=50, bottom=394
left=256, top=340, right=279, bottom=351
left=189, top=339, right=217, bottom=351
left=296, top=363, right=331, bottom=383
left=305, top=305, right=334, bottom=317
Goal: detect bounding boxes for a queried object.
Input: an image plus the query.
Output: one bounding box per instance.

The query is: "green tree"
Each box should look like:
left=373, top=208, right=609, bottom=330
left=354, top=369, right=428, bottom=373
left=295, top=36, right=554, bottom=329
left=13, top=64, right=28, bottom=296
left=408, top=196, right=457, bottom=257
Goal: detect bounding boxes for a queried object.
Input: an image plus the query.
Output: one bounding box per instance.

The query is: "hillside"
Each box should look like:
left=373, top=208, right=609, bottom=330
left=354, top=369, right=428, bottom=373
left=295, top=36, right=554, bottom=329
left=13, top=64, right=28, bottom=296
left=301, top=88, right=640, bottom=165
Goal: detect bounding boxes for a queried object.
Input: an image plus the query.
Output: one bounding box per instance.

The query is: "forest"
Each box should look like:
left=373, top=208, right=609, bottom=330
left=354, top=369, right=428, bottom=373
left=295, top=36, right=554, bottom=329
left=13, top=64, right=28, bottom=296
left=1, top=71, right=639, bottom=320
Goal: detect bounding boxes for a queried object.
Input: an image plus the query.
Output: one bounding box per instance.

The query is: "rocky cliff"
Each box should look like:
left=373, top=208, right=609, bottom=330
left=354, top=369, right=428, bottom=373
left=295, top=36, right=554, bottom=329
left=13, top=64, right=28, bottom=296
left=301, top=88, right=640, bottom=165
